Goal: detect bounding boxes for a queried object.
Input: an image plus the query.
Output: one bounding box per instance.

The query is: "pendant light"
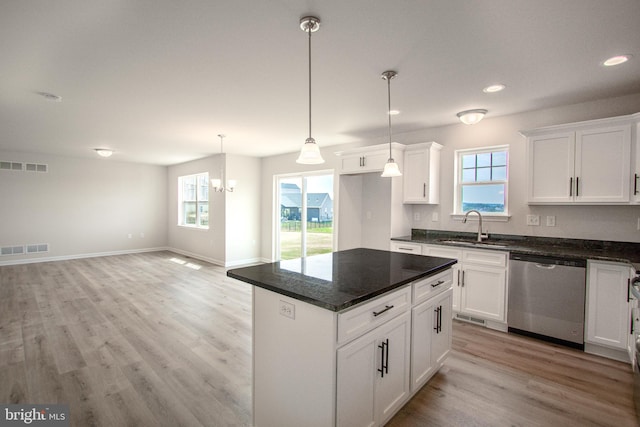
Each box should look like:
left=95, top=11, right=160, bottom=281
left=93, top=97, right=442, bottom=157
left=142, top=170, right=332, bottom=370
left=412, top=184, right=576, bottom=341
left=211, top=134, right=236, bottom=192
left=296, top=16, right=325, bottom=164
left=381, top=70, right=401, bottom=177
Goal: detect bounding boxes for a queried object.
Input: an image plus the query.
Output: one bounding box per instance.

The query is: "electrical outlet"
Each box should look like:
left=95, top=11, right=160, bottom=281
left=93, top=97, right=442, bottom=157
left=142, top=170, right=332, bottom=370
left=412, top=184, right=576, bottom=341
left=546, top=216, right=556, bottom=227
left=526, top=215, right=540, bottom=226
left=432, top=212, right=439, bottom=222
left=637, top=217, right=640, bottom=231
left=414, top=212, right=421, bottom=221
left=279, top=300, right=295, bottom=319
left=127, top=233, right=132, bottom=239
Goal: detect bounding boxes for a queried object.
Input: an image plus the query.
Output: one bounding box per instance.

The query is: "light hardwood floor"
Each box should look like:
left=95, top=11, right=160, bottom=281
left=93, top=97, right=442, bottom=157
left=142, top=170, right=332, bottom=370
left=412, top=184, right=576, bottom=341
left=0, top=252, right=637, bottom=426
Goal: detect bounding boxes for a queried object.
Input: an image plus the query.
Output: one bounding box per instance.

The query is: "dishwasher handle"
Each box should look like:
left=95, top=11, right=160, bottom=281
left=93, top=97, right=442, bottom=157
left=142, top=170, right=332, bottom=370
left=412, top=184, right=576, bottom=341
left=535, top=263, right=556, bottom=270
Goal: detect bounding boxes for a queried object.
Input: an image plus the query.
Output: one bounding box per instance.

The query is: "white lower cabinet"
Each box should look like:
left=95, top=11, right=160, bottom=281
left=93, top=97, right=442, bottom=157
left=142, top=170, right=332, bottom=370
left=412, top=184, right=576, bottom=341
left=410, top=288, right=452, bottom=392
left=585, top=261, right=632, bottom=357
left=423, top=244, right=507, bottom=326
left=337, top=311, right=411, bottom=427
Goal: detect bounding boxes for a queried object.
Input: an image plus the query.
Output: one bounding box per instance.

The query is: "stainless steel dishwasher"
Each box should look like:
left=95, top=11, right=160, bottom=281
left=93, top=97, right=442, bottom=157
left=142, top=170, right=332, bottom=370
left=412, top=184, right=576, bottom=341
left=508, top=253, right=587, bottom=349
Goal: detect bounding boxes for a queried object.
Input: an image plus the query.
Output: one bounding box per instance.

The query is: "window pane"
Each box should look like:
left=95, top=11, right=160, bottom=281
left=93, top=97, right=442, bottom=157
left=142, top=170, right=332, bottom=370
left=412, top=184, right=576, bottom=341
left=462, top=154, right=476, bottom=168
left=492, top=166, right=507, bottom=180
left=477, top=167, right=491, bottom=181
left=183, top=202, right=197, bottom=225
left=198, top=174, right=209, bottom=201
left=476, top=153, right=491, bottom=167
left=461, top=184, right=505, bottom=213
left=183, top=176, right=196, bottom=201
left=198, top=202, right=209, bottom=227
left=493, top=151, right=507, bottom=166
left=462, top=169, right=476, bottom=183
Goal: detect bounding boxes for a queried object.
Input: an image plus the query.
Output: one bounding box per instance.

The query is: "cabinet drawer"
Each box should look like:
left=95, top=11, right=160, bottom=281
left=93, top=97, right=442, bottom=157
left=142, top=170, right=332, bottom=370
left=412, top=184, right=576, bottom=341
left=390, top=241, right=423, bottom=255
left=462, top=249, right=507, bottom=267
left=412, top=269, right=453, bottom=305
left=338, top=286, right=411, bottom=345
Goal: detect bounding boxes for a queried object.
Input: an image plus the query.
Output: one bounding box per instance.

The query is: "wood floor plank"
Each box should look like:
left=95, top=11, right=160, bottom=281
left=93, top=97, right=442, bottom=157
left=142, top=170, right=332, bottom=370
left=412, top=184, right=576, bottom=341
left=1, top=252, right=637, bottom=427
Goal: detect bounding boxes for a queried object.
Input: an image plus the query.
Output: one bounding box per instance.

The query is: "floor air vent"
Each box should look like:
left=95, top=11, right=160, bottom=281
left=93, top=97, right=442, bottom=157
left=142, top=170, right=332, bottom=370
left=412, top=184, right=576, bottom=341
left=456, top=313, right=486, bottom=325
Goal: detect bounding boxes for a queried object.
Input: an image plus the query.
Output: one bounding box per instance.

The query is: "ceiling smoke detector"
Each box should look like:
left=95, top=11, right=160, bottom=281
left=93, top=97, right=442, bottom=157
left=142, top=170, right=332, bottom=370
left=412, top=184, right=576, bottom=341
left=36, top=91, right=63, bottom=102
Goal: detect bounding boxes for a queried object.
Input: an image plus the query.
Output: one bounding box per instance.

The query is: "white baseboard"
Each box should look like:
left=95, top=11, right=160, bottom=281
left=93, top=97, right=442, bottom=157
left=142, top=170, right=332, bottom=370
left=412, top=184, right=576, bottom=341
left=0, top=247, right=170, bottom=266
left=166, top=247, right=225, bottom=267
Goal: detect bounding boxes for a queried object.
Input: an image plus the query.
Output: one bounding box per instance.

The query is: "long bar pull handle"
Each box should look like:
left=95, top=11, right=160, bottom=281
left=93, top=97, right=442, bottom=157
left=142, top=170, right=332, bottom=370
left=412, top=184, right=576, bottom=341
left=423, top=183, right=426, bottom=198
left=569, top=177, right=573, bottom=197
left=362, top=156, right=366, bottom=167
left=461, top=270, right=465, bottom=287
left=384, top=338, right=389, bottom=375
left=628, top=278, right=631, bottom=303
left=457, top=270, right=460, bottom=286
left=373, top=305, right=394, bottom=317
left=377, top=339, right=389, bottom=377
left=576, top=177, right=579, bottom=197
left=635, top=174, right=639, bottom=195
left=439, top=305, right=443, bottom=333
left=434, top=307, right=439, bottom=332
left=431, top=280, right=445, bottom=288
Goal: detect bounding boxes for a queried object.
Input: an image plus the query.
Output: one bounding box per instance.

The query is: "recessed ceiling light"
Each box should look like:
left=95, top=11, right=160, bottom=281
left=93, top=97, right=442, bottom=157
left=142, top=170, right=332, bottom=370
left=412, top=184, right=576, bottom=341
left=36, top=91, right=62, bottom=102
left=603, top=55, right=631, bottom=66
left=388, top=110, right=400, bottom=115
left=483, top=84, right=506, bottom=93
left=94, top=149, right=113, bottom=158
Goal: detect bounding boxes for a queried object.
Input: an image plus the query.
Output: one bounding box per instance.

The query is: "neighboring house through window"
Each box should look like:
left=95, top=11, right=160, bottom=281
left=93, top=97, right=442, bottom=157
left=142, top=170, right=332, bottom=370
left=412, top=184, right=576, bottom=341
left=454, top=146, right=508, bottom=215
left=178, top=172, right=209, bottom=228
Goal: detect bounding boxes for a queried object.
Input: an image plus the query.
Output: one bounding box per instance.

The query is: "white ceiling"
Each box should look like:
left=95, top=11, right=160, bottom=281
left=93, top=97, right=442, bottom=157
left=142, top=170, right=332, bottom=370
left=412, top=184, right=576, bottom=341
left=2, top=0, right=640, bottom=165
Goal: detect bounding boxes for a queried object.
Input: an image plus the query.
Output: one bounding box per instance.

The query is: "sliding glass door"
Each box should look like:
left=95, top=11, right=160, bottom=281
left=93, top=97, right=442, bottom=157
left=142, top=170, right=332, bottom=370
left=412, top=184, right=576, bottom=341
left=276, top=172, right=334, bottom=260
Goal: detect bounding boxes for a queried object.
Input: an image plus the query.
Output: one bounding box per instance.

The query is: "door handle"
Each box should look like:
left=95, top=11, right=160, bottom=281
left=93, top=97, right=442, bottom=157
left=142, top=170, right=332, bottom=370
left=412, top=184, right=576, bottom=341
left=377, top=339, right=389, bottom=377
left=457, top=270, right=460, bottom=286
left=569, top=177, right=573, bottom=197
left=423, top=183, right=426, bottom=198
left=431, top=280, right=445, bottom=288
left=635, top=174, right=639, bottom=195
left=461, top=270, right=465, bottom=287
left=373, top=305, right=394, bottom=317
left=576, top=176, right=579, bottom=197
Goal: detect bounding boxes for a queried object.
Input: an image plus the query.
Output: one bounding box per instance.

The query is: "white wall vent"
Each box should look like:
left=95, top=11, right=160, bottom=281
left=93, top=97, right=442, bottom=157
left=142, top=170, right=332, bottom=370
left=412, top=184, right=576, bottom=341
left=455, top=313, right=486, bottom=325
left=1, top=246, right=25, bottom=256
left=26, top=243, right=49, bottom=253
left=0, top=161, right=24, bottom=171
left=25, top=163, right=48, bottom=173
left=1, top=161, right=47, bottom=172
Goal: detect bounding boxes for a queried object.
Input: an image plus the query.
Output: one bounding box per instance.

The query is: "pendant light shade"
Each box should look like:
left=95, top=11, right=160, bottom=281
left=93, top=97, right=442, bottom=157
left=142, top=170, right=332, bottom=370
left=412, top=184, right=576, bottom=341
left=296, top=16, right=325, bottom=165
left=381, top=70, right=401, bottom=177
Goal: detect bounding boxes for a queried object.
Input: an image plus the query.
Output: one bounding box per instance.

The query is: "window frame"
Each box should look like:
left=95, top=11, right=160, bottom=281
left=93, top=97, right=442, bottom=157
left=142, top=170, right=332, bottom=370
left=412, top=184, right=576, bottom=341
left=453, top=145, right=510, bottom=220
left=178, top=172, right=209, bottom=229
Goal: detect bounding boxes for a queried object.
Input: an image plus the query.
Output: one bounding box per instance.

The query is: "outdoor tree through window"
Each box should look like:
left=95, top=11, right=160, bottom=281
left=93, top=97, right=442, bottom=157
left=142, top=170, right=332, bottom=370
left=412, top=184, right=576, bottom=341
left=455, top=146, right=508, bottom=215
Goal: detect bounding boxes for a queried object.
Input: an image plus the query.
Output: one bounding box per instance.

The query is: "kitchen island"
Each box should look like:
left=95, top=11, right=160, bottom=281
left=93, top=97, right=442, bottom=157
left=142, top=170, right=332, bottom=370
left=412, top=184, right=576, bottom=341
left=227, top=248, right=456, bottom=427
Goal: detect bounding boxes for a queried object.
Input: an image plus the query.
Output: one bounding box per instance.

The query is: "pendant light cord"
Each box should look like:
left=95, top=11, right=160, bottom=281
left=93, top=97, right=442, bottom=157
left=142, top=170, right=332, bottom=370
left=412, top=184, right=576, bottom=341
left=308, top=24, right=312, bottom=141
left=387, top=76, right=392, bottom=159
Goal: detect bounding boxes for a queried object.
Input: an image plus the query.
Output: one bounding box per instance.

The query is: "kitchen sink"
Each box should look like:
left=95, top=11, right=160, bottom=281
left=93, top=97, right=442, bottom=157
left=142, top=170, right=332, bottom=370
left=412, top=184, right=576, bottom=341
left=438, top=240, right=509, bottom=249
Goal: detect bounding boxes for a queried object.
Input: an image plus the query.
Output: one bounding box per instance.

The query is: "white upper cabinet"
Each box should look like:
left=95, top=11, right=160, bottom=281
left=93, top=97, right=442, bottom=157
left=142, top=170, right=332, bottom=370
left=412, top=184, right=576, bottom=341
left=633, top=116, right=640, bottom=203
left=335, top=143, right=405, bottom=175
left=523, top=114, right=635, bottom=204
left=403, top=142, right=442, bottom=204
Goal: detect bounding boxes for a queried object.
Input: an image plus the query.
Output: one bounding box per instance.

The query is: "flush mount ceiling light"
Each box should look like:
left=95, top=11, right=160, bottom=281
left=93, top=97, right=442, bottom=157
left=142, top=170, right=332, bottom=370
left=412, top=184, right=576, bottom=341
left=457, top=109, right=488, bottom=125
left=483, top=84, right=506, bottom=93
left=94, top=148, right=113, bottom=157
left=381, top=70, right=402, bottom=178
left=36, top=91, right=62, bottom=102
left=603, top=55, right=631, bottom=66
left=296, top=15, right=325, bottom=165
left=211, top=134, right=236, bottom=192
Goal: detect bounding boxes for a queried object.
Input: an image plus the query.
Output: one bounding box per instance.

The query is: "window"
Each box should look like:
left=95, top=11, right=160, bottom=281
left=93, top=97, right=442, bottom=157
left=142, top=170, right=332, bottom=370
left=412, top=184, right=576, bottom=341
left=455, top=146, right=508, bottom=215
left=178, top=173, right=209, bottom=228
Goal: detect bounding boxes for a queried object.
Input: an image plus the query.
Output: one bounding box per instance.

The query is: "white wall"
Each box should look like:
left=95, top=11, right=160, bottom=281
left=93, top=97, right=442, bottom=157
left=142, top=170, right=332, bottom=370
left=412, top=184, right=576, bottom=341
left=0, top=151, right=167, bottom=264
left=167, top=153, right=261, bottom=266
left=225, top=154, right=261, bottom=266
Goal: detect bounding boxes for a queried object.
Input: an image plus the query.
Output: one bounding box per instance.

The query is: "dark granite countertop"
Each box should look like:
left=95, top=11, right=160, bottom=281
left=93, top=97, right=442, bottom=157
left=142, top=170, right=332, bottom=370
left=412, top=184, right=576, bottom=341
left=227, top=248, right=457, bottom=312
left=392, top=229, right=640, bottom=273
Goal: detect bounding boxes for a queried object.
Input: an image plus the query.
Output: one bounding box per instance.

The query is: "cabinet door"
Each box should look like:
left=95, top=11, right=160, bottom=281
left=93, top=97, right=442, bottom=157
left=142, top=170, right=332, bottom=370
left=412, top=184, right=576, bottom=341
left=575, top=125, right=631, bottom=203
left=404, top=149, right=429, bottom=203
left=585, top=262, right=630, bottom=350
left=424, top=245, right=462, bottom=312
left=340, top=154, right=367, bottom=174
left=336, top=311, right=410, bottom=427
left=432, top=290, right=453, bottom=368
left=336, top=331, right=377, bottom=427
left=410, top=288, right=452, bottom=393
left=528, top=132, right=575, bottom=203
left=375, top=311, right=411, bottom=426
left=362, top=151, right=389, bottom=173
left=460, top=265, right=506, bottom=322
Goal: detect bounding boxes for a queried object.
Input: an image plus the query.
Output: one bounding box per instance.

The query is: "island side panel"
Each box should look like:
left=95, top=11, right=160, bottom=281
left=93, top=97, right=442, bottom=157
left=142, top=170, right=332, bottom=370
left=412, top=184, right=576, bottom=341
left=253, top=287, right=337, bottom=427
